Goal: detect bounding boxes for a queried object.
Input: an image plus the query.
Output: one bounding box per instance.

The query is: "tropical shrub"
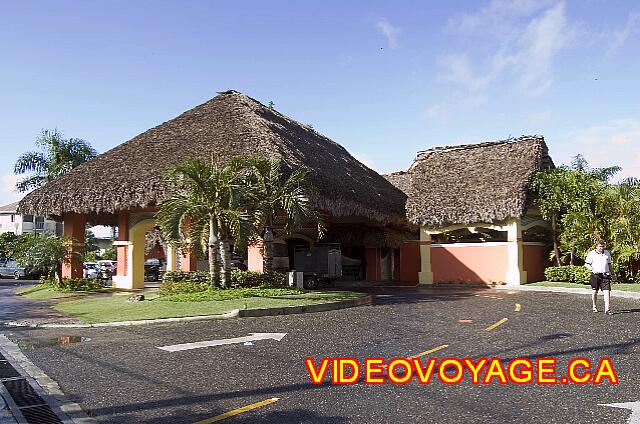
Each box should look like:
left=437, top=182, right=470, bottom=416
left=229, top=270, right=286, bottom=288
left=162, top=271, right=211, bottom=284
left=41, top=277, right=103, bottom=291
left=544, top=266, right=590, bottom=284
left=159, top=280, right=210, bottom=295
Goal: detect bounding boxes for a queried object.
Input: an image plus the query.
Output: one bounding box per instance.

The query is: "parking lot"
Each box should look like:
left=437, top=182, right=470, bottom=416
left=0, top=287, right=638, bottom=423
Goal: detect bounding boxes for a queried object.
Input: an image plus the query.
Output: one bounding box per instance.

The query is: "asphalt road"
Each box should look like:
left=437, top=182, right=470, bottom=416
left=2, top=288, right=640, bottom=424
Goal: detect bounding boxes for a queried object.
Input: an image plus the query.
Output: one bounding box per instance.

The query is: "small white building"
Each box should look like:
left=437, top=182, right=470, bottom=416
left=0, top=201, right=61, bottom=235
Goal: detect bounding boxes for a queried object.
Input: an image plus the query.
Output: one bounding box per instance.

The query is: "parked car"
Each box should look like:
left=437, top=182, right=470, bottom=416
left=83, top=262, right=100, bottom=279
left=0, top=258, right=38, bottom=280
left=144, top=258, right=162, bottom=282
left=97, top=260, right=116, bottom=282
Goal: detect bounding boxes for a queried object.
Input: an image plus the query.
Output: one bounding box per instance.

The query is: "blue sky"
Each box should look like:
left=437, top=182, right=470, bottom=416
left=1, top=0, right=639, bottom=206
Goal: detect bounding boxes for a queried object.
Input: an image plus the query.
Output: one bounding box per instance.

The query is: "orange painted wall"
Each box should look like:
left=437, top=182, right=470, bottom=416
left=248, top=242, right=264, bottom=273
left=399, top=242, right=421, bottom=284
left=366, top=248, right=381, bottom=281
left=431, top=244, right=509, bottom=284
left=180, top=249, right=198, bottom=272
left=523, top=244, right=548, bottom=282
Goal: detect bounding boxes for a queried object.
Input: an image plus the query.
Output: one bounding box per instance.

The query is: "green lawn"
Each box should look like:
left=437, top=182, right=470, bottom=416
left=52, top=290, right=362, bottom=324
left=527, top=281, right=640, bottom=292
left=15, top=284, right=114, bottom=300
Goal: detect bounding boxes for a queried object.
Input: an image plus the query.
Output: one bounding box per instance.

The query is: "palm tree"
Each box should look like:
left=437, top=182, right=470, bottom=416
left=14, top=129, right=98, bottom=192
left=156, top=158, right=254, bottom=288
left=609, top=178, right=640, bottom=281
left=244, top=158, right=324, bottom=275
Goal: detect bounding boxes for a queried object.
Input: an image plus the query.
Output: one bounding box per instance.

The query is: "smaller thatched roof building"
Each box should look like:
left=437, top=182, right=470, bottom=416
left=385, top=135, right=553, bottom=229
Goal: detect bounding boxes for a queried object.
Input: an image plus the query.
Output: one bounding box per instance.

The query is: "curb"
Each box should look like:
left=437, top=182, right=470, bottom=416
left=493, top=284, right=640, bottom=299
left=1, top=295, right=374, bottom=329
left=237, top=295, right=374, bottom=317
left=0, top=335, right=96, bottom=423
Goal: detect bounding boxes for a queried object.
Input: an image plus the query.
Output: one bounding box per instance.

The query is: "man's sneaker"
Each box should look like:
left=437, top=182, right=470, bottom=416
left=605, top=310, right=614, bottom=315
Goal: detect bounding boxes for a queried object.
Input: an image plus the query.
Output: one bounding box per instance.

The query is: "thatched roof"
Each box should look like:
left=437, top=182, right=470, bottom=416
left=386, top=136, right=553, bottom=229
left=18, top=90, right=406, bottom=225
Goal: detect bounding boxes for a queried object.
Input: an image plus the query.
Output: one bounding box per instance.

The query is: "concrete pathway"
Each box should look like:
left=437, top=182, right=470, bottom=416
left=0, top=280, right=84, bottom=327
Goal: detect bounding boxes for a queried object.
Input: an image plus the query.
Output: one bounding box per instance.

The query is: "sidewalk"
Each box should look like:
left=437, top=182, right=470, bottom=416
left=493, top=284, right=640, bottom=299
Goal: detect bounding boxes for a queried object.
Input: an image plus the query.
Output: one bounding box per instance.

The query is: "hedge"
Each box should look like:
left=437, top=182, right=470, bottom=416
left=40, top=277, right=103, bottom=292
left=160, top=270, right=287, bottom=294
left=544, top=266, right=591, bottom=284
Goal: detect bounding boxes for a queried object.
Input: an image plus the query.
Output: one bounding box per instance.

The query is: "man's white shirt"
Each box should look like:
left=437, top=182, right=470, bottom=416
left=585, top=249, right=611, bottom=274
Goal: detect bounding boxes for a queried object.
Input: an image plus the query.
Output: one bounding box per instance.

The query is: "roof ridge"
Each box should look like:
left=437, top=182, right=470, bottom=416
left=415, top=135, right=543, bottom=159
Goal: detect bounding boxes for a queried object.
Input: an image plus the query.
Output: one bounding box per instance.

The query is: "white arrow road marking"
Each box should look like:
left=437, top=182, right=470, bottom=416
left=158, top=333, right=287, bottom=352
left=600, top=401, right=640, bottom=424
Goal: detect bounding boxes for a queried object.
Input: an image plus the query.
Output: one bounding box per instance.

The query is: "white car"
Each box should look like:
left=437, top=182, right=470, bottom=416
left=83, top=262, right=100, bottom=279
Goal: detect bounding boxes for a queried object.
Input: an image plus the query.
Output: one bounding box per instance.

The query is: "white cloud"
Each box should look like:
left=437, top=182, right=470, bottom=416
left=554, top=118, right=640, bottom=180
left=0, top=174, right=23, bottom=205
left=375, top=18, right=399, bottom=49
left=449, top=0, right=554, bottom=38
left=515, top=2, right=569, bottom=95
left=428, top=1, right=574, bottom=122
left=607, top=11, right=640, bottom=55
left=353, top=152, right=375, bottom=169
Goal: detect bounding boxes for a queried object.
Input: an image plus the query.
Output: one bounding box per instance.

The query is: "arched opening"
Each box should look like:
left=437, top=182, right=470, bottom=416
left=128, top=219, right=158, bottom=289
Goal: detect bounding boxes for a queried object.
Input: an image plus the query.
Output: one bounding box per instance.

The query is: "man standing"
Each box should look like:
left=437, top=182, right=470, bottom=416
left=584, top=241, right=613, bottom=315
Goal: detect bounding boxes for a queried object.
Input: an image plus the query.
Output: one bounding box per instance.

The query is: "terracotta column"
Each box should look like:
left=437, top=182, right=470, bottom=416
left=62, top=212, right=86, bottom=279
left=366, top=247, right=381, bottom=281
left=115, top=213, right=129, bottom=276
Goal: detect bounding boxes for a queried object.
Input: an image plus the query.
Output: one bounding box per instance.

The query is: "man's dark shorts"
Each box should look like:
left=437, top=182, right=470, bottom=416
left=590, top=273, right=611, bottom=291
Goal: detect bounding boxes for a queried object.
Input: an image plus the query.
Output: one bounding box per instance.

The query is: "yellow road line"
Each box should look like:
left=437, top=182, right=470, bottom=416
left=382, top=344, right=449, bottom=368
left=407, top=344, right=449, bottom=359
left=484, top=318, right=508, bottom=332
left=515, top=303, right=521, bottom=312
left=194, top=398, right=280, bottom=423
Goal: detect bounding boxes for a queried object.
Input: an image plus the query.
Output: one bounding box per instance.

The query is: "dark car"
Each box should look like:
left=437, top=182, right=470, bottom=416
left=144, top=258, right=162, bottom=282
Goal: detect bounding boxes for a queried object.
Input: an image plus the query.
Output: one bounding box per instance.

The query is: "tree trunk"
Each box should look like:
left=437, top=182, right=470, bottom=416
left=208, top=214, right=221, bottom=287
left=262, top=226, right=274, bottom=275
left=56, top=262, right=63, bottom=286
left=570, top=246, right=576, bottom=266
left=551, top=214, right=562, bottom=266
left=219, top=239, right=232, bottom=288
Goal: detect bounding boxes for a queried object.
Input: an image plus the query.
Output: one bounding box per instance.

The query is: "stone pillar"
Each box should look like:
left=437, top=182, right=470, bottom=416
left=62, top=212, right=86, bottom=279
left=418, top=227, right=434, bottom=284
left=165, top=244, right=177, bottom=272
left=506, top=219, right=527, bottom=285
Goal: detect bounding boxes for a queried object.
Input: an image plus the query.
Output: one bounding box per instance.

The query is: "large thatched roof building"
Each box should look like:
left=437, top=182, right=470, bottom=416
left=385, top=136, right=553, bottom=286
left=19, top=90, right=405, bottom=225
left=18, top=90, right=407, bottom=288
